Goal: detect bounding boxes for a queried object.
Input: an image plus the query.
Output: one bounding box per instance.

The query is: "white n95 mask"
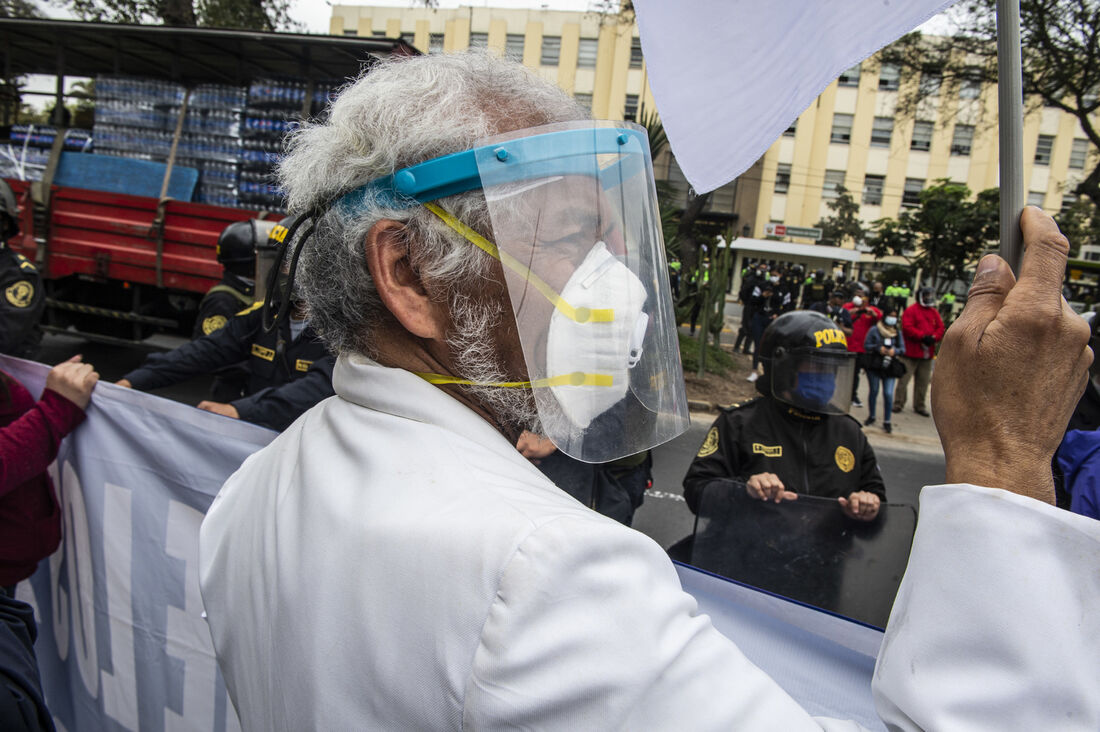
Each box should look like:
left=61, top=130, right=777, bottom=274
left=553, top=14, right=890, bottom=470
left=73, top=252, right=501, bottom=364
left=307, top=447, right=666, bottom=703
left=545, top=241, right=648, bottom=429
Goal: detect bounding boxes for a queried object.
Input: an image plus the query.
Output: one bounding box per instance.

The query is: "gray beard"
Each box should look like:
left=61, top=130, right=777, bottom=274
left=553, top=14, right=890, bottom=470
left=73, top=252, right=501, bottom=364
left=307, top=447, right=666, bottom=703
left=446, top=291, right=542, bottom=436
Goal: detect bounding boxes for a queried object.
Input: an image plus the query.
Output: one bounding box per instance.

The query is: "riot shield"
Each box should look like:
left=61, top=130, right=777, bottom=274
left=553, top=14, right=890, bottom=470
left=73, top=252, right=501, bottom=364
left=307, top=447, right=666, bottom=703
left=688, top=479, right=917, bottom=628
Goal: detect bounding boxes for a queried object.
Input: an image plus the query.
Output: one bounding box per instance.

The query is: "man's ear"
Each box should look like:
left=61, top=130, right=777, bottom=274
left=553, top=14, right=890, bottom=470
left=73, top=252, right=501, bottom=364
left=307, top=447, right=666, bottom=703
left=365, top=220, right=447, bottom=340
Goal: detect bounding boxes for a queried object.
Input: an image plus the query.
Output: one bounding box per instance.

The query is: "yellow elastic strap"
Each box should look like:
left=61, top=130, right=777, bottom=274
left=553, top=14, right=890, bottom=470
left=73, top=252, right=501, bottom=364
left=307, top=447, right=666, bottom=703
left=414, top=371, right=614, bottom=389
left=423, top=202, right=614, bottom=324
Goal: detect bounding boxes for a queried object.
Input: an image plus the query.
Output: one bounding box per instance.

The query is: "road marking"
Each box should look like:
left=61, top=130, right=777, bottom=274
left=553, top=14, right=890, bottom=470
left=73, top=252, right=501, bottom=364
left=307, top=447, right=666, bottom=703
left=645, top=489, right=686, bottom=502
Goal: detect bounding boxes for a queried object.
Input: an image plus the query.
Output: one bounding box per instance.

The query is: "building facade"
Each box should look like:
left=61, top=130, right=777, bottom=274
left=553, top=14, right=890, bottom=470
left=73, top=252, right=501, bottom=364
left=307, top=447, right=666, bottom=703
left=330, top=5, right=1097, bottom=275
left=753, top=57, right=1097, bottom=253
left=328, top=4, right=747, bottom=227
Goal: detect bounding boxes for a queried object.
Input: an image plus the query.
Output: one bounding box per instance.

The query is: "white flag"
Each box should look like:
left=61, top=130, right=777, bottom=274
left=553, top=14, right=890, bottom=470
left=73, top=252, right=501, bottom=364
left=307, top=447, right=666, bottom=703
left=633, top=0, right=959, bottom=194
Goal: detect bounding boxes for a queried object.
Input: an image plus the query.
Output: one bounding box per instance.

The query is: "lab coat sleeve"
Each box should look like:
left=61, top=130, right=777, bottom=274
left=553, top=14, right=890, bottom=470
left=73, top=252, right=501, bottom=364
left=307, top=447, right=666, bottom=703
left=464, top=513, right=864, bottom=731
left=873, top=484, right=1100, bottom=730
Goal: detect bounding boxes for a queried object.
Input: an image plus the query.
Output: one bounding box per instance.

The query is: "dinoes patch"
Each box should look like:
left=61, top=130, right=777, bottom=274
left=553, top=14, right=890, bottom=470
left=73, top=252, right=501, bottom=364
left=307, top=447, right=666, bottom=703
left=834, top=445, right=855, bottom=473
left=201, top=314, right=228, bottom=335
left=294, top=359, right=313, bottom=372
left=251, top=343, right=275, bottom=361
left=752, top=443, right=783, bottom=458
left=696, top=427, right=719, bottom=457
left=5, top=280, right=33, bottom=308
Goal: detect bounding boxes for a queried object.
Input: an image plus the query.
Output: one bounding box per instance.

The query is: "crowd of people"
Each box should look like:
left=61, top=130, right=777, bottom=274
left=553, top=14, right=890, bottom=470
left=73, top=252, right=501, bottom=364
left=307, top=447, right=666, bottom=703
left=732, top=261, right=946, bottom=437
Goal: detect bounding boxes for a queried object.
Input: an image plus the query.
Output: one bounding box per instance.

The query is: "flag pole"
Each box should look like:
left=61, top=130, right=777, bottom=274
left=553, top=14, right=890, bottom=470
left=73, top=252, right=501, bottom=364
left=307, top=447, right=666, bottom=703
left=996, top=0, right=1025, bottom=274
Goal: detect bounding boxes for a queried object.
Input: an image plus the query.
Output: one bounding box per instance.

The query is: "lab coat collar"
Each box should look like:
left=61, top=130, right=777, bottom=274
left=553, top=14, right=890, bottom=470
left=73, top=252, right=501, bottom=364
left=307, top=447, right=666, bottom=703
left=332, top=352, right=524, bottom=463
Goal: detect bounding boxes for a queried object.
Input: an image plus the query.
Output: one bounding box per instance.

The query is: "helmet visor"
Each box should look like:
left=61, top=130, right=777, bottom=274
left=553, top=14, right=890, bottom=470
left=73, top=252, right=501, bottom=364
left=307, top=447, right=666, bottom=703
left=770, top=350, right=856, bottom=415
left=474, top=120, right=688, bottom=462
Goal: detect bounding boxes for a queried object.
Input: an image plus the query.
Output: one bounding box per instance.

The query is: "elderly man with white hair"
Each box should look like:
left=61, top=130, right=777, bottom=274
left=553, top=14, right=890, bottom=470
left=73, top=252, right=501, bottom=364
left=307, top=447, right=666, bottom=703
left=199, top=51, right=1100, bottom=730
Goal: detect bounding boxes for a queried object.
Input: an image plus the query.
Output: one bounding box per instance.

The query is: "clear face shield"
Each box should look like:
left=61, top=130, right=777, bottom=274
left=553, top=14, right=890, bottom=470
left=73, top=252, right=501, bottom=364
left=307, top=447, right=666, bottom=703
left=336, top=120, right=689, bottom=463
left=468, top=121, right=689, bottom=461
left=253, top=220, right=284, bottom=305
left=770, top=350, right=856, bottom=415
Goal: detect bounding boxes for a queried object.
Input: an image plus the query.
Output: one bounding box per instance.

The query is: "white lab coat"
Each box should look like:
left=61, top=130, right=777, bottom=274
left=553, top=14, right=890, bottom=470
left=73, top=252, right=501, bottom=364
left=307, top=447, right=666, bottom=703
left=198, top=353, right=1100, bottom=730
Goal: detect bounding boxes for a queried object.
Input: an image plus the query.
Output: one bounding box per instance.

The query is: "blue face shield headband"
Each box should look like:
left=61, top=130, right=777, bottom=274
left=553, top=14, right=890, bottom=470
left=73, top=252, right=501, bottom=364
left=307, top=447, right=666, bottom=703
left=334, top=126, right=647, bottom=212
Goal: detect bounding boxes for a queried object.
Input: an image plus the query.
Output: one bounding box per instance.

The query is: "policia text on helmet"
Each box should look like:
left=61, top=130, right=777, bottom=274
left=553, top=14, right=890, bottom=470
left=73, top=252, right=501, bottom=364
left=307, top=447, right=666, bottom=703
left=755, top=311, right=857, bottom=416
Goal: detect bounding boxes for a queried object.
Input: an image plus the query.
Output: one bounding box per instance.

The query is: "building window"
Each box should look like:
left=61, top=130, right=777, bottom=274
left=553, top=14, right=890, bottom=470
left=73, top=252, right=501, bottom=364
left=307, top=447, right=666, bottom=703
left=919, top=71, right=942, bottom=96
left=774, top=163, right=791, bottom=194
left=429, top=33, right=444, bottom=54
left=1069, top=138, right=1089, bottom=169
left=1027, top=191, right=1046, bottom=208
left=342, top=29, right=358, bottom=36
left=623, top=94, right=639, bottom=121
left=822, top=169, right=846, bottom=199
left=959, top=68, right=982, bottom=99
left=469, top=32, right=488, bottom=50
left=1034, top=134, right=1055, bottom=165
left=830, top=113, right=853, bottom=144
left=505, top=34, right=525, bottom=59
left=863, top=174, right=885, bottom=205
left=951, top=124, right=974, bottom=156
left=879, top=63, right=900, bottom=91
left=870, top=116, right=893, bottom=147
left=1062, top=192, right=1078, bottom=214
left=541, top=36, right=561, bottom=66
left=574, top=92, right=592, bottom=114
left=630, top=38, right=643, bottom=68
left=902, top=178, right=924, bottom=208
left=783, top=120, right=797, bottom=137
left=911, top=120, right=933, bottom=151
left=577, top=38, right=599, bottom=68
left=838, top=64, right=861, bottom=87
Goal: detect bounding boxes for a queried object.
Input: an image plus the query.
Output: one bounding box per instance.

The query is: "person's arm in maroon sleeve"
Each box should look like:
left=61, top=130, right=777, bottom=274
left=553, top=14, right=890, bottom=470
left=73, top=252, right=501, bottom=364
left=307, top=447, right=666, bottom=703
left=0, top=357, right=97, bottom=494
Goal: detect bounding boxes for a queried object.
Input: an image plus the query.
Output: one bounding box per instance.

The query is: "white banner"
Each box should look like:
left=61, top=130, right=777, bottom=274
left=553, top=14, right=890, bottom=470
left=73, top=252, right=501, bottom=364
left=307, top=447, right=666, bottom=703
left=633, top=0, right=958, bottom=194
left=4, top=357, right=275, bottom=732
left=2, top=356, right=882, bottom=730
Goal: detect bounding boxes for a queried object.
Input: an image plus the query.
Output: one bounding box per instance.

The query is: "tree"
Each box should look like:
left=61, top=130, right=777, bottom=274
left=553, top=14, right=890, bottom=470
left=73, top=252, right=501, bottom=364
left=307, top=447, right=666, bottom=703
left=866, top=180, right=999, bottom=288
left=1056, top=196, right=1100, bottom=256
left=882, top=0, right=1100, bottom=206
left=61, top=0, right=299, bottom=30
left=815, top=186, right=865, bottom=247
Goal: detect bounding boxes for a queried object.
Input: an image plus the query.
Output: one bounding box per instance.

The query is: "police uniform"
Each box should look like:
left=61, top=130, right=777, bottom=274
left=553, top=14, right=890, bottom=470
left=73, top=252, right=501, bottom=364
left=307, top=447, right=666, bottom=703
left=0, top=247, right=43, bottom=358
left=193, top=273, right=255, bottom=339
left=123, top=304, right=334, bottom=431
left=682, top=397, right=885, bottom=514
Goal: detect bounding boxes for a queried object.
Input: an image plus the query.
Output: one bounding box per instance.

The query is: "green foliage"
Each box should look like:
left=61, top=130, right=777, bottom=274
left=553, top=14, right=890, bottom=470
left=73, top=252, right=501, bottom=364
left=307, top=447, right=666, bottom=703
left=677, top=331, right=734, bottom=376
left=879, top=264, right=914, bottom=287
left=866, top=180, right=999, bottom=287
left=1056, top=196, right=1100, bottom=256
left=815, top=186, right=865, bottom=247
left=0, top=0, right=41, bottom=17
left=60, top=0, right=300, bottom=30
left=881, top=1, right=1100, bottom=207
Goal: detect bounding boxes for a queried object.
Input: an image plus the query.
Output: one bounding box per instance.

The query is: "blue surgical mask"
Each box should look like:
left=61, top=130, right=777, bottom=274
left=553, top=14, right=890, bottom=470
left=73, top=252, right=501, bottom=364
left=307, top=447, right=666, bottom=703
left=885, top=316, right=897, bottom=326
left=794, top=371, right=836, bottom=409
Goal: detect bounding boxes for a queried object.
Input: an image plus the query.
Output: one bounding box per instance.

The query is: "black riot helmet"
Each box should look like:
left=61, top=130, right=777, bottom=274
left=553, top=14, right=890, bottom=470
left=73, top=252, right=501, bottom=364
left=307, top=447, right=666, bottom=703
left=0, top=179, right=19, bottom=240
left=918, top=286, right=936, bottom=307
left=255, top=215, right=295, bottom=307
left=216, top=221, right=259, bottom=277
left=757, top=311, right=856, bottom=414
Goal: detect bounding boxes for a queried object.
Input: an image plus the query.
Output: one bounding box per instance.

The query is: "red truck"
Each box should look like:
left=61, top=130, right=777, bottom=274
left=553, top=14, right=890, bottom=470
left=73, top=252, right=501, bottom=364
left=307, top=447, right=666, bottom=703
left=0, top=18, right=416, bottom=343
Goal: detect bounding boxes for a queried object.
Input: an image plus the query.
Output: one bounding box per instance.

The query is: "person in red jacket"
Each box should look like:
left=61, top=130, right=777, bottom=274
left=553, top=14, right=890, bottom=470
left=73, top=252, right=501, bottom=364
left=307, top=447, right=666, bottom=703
left=0, top=355, right=98, bottom=594
left=894, top=287, right=945, bottom=417
left=843, top=292, right=881, bottom=409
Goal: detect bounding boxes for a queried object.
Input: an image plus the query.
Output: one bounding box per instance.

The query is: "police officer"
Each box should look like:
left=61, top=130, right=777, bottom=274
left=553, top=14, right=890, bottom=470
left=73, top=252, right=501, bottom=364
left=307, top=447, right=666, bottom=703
left=193, top=220, right=268, bottom=339
left=117, top=221, right=335, bottom=432
left=683, top=311, right=885, bottom=521
left=0, top=180, right=43, bottom=358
